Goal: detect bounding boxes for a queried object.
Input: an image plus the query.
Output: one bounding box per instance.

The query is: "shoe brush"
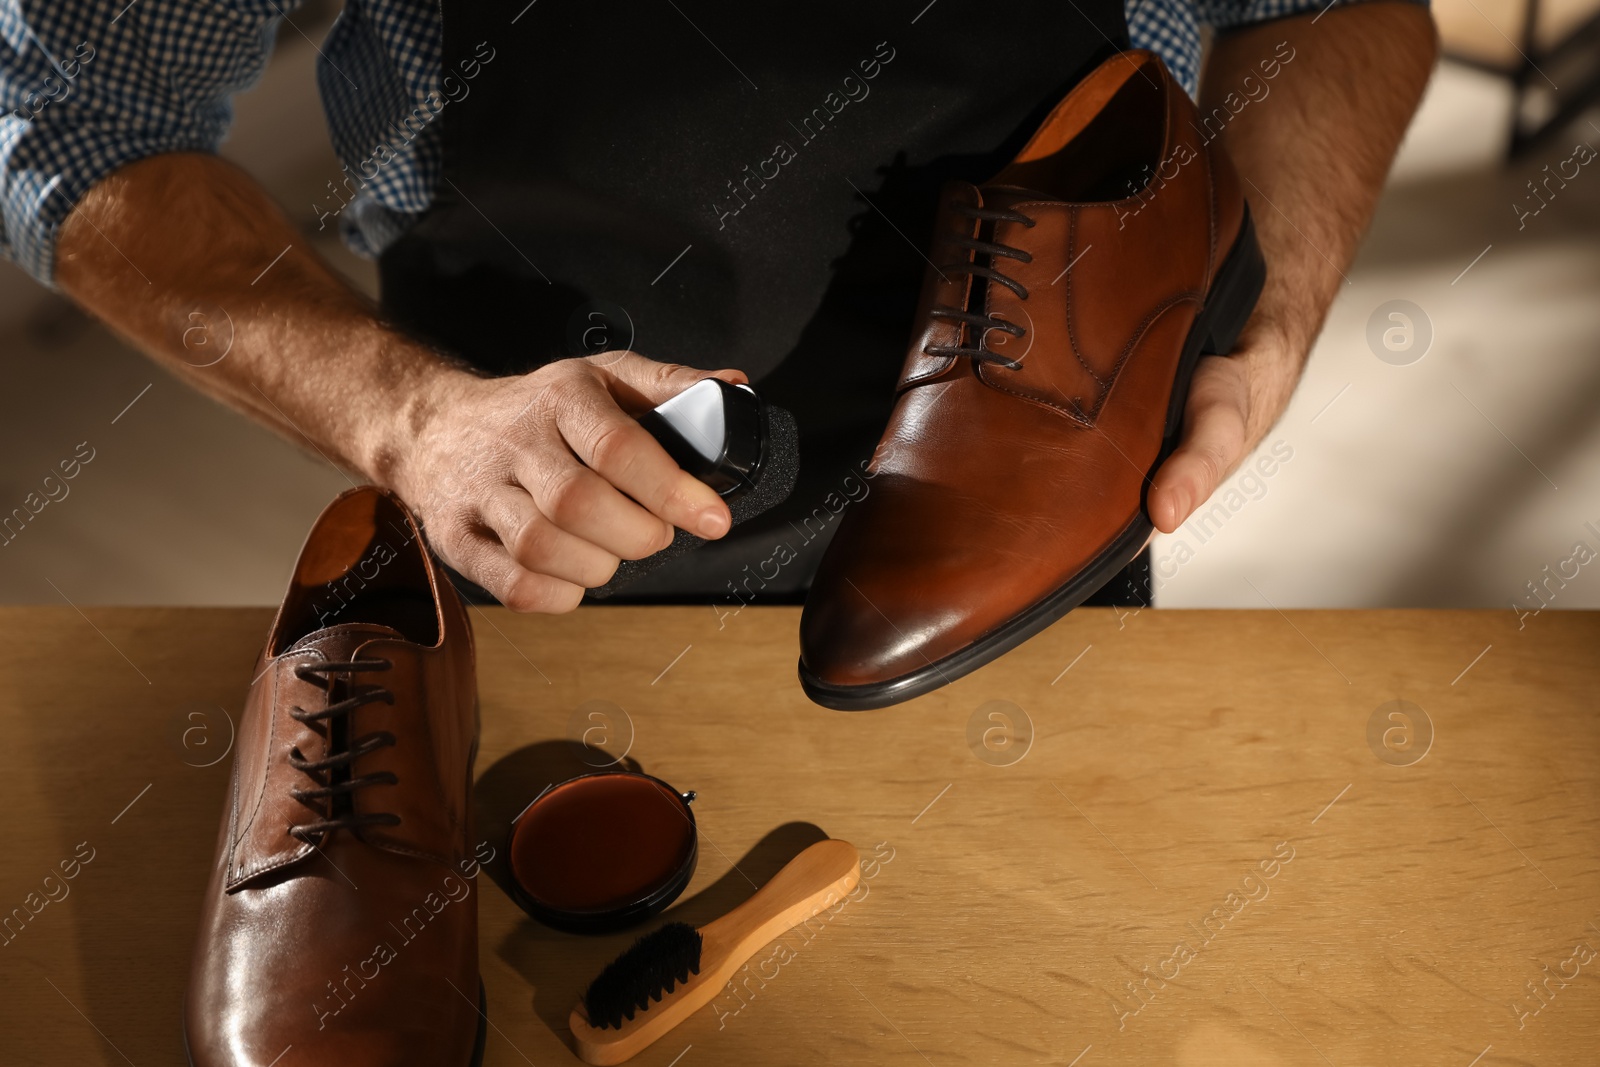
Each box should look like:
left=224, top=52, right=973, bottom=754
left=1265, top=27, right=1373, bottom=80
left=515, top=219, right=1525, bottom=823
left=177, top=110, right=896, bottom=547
left=586, top=378, right=800, bottom=598
left=570, top=838, right=861, bottom=1065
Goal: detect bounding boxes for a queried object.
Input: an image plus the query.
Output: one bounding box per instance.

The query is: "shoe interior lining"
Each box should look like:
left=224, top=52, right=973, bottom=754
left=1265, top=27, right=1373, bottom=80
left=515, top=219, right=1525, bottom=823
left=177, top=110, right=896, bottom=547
left=273, top=492, right=441, bottom=653
left=993, top=68, right=1166, bottom=203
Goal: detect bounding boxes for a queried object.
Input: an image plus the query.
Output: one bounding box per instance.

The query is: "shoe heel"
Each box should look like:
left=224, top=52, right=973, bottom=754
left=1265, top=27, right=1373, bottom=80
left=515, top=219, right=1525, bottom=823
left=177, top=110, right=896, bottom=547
left=1200, top=205, right=1266, bottom=356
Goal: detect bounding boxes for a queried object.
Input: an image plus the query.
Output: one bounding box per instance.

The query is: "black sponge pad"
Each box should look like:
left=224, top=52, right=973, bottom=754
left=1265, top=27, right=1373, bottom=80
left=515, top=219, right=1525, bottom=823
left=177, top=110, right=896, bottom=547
left=585, top=404, right=800, bottom=599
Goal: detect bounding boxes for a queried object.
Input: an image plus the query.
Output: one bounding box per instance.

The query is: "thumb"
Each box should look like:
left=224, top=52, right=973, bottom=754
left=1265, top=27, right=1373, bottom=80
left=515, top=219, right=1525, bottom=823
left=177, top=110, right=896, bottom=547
left=1147, top=358, right=1249, bottom=534
left=591, top=351, right=748, bottom=411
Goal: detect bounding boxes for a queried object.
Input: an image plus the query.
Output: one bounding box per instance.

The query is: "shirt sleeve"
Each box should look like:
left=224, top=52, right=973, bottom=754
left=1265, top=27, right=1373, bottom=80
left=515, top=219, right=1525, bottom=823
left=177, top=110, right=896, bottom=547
left=0, top=1, right=289, bottom=286
left=1130, top=0, right=1431, bottom=99
left=1196, top=0, right=1431, bottom=34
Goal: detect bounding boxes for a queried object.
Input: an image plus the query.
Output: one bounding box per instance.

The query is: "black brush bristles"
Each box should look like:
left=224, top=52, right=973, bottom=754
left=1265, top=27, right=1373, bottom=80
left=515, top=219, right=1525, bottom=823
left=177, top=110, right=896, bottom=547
left=583, top=922, right=704, bottom=1030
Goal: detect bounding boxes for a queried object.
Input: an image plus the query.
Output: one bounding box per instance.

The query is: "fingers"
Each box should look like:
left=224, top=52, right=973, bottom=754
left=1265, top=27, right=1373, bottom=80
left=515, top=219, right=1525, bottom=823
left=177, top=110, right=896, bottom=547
left=597, top=350, right=747, bottom=412
left=446, top=524, right=587, bottom=615
left=418, top=353, right=750, bottom=612
left=514, top=446, right=675, bottom=559
left=480, top=487, right=621, bottom=589
left=555, top=368, right=733, bottom=540
left=1148, top=355, right=1250, bottom=534
left=407, top=353, right=752, bottom=613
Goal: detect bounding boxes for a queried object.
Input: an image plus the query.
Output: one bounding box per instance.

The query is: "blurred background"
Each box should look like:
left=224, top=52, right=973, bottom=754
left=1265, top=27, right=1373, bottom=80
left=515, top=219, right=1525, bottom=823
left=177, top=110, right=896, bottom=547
left=1, top=0, right=1596, bottom=611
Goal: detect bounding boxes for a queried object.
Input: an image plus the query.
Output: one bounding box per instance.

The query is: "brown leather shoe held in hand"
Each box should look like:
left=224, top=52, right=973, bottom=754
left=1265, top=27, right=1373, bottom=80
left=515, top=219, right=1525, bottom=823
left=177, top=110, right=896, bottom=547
left=184, top=487, right=485, bottom=1066
left=800, top=50, right=1266, bottom=710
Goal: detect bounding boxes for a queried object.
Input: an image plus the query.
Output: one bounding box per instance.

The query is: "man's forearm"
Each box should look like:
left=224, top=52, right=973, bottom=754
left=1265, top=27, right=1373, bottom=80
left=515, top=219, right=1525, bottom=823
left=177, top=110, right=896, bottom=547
left=55, top=152, right=460, bottom=487
left=54, top=151, right=742, bottom=611
left=1144, top=3, right=1436, bottom=532
left=1202, top=3, right=1437, bottom=357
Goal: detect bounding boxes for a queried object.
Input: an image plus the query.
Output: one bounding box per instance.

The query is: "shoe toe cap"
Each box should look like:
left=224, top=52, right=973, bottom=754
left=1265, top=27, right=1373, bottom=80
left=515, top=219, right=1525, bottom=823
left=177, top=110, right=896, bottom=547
left=801, top=483, right=1037, bottom=696
left=801, top=560, right=969, bottom=692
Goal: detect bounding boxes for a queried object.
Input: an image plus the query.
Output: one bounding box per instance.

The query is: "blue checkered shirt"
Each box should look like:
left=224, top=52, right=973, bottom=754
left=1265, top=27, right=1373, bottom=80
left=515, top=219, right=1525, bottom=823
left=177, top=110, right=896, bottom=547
left=1, top=0, right=1416, bottom=285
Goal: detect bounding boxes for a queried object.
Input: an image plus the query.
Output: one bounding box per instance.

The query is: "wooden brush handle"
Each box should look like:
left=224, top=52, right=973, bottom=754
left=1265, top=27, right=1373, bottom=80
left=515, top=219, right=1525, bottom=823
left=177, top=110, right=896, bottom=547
left=571, top=839, right=862, bottom=1065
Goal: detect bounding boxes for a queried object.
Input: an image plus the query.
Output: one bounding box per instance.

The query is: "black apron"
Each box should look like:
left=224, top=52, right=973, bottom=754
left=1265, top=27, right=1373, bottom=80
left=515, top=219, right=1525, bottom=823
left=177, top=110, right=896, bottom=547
left=380, top=0, right=1147, bottom=604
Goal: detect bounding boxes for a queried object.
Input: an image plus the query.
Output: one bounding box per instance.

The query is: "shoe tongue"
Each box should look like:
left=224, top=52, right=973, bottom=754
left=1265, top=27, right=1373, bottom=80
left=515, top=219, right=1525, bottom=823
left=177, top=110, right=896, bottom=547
left=286, top=622, right=409, bottom=658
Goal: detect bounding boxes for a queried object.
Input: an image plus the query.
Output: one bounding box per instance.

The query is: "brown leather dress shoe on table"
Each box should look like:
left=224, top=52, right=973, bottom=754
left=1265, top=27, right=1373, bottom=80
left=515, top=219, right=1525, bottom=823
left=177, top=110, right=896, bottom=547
left=800, top=50, right=1266, bottom=710
left=185, top=487, right=485, bottom=1066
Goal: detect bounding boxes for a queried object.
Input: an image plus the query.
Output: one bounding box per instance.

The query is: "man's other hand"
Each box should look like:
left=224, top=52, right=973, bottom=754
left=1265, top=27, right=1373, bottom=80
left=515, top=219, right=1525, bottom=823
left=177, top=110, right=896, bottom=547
left=396, top=353, right=747, bottom=613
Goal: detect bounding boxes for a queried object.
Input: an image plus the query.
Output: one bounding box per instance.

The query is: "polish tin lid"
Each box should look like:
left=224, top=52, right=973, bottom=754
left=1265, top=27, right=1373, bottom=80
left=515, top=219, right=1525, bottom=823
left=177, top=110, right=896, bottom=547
left=507, top=771, right=698, bottom=935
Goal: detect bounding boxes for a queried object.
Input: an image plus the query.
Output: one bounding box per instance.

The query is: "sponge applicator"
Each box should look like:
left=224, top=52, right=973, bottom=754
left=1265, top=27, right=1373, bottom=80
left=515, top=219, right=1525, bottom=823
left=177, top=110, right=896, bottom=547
left=586, top=379, right=800, bottom=599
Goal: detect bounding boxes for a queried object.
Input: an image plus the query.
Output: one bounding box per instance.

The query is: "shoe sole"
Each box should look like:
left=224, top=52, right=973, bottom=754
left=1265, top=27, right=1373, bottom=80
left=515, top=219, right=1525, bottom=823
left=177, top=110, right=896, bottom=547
left=799, top=205, right=1267, bottom=711
left=183, top=978, right=489, bottom=1066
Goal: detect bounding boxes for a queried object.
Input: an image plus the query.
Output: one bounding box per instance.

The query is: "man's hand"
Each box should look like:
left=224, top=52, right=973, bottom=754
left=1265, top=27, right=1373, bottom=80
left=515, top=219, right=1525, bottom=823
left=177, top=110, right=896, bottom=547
left=1147, top=2, right=1437, bottom=533
left=1149, top=318, right=1299, bottom=533
left=396, top=354, right=746, bottom=613
left=57, top=153, right=742, bottom=613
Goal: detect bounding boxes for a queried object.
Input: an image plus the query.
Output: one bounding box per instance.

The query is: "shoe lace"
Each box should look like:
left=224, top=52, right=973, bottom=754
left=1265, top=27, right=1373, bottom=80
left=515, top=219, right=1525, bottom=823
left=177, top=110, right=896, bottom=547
left=287, top=658, right=400, bottom=842
left=923, top=202, right=1036, bottom=369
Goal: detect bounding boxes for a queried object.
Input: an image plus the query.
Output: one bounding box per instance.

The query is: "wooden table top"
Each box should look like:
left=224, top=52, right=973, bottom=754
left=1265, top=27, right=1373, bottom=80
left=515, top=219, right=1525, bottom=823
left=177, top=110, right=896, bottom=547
left=1, top=605, right=1596, bottom=1066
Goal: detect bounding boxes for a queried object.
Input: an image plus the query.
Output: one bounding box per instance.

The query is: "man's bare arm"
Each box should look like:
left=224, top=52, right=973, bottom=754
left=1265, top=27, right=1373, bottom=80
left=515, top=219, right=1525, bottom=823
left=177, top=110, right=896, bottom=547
left=56, top=153, right=738, bottom=610
left=58, top=154, right=440, bottom=479
left=1149, top=3, right=1438, bottom=531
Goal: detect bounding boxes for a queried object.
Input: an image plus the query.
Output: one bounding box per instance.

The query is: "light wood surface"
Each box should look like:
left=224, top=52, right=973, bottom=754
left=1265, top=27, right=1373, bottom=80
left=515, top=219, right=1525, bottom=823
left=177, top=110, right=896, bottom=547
left=1, top=605, right=1596, bottom=1066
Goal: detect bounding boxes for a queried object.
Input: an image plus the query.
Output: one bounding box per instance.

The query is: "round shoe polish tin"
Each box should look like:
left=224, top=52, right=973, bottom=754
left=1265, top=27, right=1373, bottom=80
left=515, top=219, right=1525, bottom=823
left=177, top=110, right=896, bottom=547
left=507, top=771, right=697, bottom=934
